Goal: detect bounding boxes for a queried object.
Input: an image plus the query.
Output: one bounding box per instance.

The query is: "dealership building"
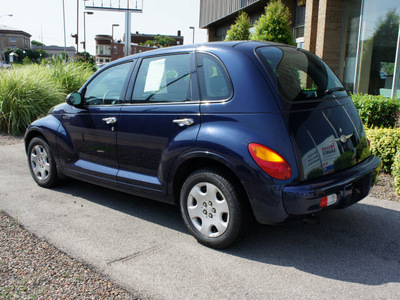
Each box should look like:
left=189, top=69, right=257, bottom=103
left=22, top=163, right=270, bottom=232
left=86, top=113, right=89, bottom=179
left=200, top=0, right=400, bottom=98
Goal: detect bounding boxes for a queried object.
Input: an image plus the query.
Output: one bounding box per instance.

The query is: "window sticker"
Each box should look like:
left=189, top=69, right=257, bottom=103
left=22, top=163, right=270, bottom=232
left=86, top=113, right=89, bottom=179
left=144, top=58, right=165, bottom=92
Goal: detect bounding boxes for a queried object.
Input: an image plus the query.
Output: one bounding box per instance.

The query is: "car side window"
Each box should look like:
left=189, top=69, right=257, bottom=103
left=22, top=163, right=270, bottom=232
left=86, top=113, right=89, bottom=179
left=131, top=54, right=191, bottom=103
left=197, top=53, right=232, bottom=100
left=84, top=62, right=132, bottom=106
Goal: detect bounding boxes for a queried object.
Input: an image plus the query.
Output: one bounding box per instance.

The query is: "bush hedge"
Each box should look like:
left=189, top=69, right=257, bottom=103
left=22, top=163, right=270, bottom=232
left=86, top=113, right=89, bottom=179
left=352, top=93, right=399, bottom=128
left=365, top=128, right=400, bottom=173
left=391, top=151, right=400, bottom=194
left=47, top=60, right=94, bottom=95
left=0, top=62, right=93, bottom=135
left=0, top=66, right=65, bottom=135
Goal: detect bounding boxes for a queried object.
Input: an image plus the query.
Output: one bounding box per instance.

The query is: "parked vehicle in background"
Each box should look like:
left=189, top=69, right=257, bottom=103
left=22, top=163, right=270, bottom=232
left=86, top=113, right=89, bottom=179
left=1, top=61, right=12, bottom=69
left=24, top=41, right=380, bottom=248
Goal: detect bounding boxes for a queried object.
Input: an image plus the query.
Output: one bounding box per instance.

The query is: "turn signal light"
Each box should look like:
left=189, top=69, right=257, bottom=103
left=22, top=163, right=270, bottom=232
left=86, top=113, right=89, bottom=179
left=248, top=143, right=292, bottom=180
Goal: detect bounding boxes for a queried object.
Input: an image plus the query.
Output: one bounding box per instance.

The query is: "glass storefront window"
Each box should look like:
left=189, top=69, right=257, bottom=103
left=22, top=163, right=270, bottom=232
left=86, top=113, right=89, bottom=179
left=341, top=0, right=400, bottom=98
left=393, top=28, right=400, bottom=98
left=340, top=0, right=362, bottom=92
left=357, top=1, right=399, bottom=96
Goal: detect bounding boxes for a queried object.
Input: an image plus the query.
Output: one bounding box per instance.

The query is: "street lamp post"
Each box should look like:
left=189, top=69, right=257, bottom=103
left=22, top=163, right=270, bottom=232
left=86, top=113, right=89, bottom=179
left=83, top=11, right=94, bottom=52
left=62, top=0, right=67, bottom=61
left=189, top=26, right=195, bottom=44
left=76, top=0, right=79, bottom=54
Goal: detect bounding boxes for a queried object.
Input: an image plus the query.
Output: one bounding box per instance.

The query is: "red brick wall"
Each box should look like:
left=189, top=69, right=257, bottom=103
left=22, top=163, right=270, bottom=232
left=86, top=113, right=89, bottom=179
left=303, top=0, right=345, bottom=75
left=315, top=0, right=345, bottom=74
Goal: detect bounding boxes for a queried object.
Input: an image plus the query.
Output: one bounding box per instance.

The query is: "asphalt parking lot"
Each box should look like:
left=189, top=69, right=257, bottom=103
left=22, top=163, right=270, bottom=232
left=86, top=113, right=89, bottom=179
left=1, top=142, right=400, bottom=299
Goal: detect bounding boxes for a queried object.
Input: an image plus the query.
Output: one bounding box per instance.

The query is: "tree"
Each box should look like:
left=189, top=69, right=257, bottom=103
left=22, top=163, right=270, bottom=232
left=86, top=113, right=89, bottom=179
left=225, top=11, right=251, bottom=41
left=31, top=40, right=45, bottom=47
left=3, top=48, right=46, bottom=63
left=143, top=40, right=156, bottom=47
left=154, top=35, right=176, bottom=47
left=76, top=52, right=95, bottom=67
left=252, top=0, right=295, bottom=45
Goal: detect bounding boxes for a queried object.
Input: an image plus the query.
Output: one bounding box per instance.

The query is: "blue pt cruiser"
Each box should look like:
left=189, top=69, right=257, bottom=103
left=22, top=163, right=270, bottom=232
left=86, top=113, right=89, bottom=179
left=25, top=41, right=381, bottom=248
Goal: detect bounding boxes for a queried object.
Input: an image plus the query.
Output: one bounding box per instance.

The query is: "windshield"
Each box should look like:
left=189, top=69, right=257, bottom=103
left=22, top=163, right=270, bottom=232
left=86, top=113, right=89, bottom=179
left=256, top=46, right=347, bottom=102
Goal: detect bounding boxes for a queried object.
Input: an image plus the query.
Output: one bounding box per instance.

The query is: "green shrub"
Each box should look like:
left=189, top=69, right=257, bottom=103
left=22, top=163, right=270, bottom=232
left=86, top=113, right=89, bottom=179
left=366, top=128, right=400, bottom=172
left=0, top=66, right=65, bottom=135
left=252, top=0, right=295, bottom=45
left=225, top=11, right=251, bottom=41
left=352, top=93, right=399, bottom=128
left=0, top=62, right=93, bottom=135
left=49, top=60, right=94, bottom=94
left=391, top=150, right=400, bottom=194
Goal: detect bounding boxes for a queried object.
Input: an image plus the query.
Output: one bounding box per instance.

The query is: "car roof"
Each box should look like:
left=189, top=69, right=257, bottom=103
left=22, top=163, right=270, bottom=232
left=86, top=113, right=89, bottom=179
left=110, top=40, right=284, bottom=65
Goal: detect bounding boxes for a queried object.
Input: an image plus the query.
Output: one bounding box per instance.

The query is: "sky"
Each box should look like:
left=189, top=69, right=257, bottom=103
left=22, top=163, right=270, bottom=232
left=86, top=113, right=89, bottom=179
left=1, top=0, right=208, bottom=55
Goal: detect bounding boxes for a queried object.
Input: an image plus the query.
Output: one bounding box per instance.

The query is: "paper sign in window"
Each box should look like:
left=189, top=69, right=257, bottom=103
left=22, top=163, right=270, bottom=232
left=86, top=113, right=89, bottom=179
left=144, top=58, right=165, bottom=92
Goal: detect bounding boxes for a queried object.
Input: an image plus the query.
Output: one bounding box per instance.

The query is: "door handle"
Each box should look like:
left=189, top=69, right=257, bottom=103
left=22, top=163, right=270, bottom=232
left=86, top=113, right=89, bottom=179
left=173, top=118, right=194, bottom=127
left=102, top=117, right=117, bottom=124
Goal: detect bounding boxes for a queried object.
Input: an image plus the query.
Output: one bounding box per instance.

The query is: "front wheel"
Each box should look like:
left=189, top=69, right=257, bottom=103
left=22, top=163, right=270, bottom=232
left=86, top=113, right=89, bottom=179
left=180, top=169, right=249, bottom=248
left=27, top=137, right=59, bottom=188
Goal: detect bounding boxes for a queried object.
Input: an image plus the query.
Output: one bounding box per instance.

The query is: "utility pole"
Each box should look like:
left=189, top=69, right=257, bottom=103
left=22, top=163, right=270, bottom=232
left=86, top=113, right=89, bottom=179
left=84, top=0, right=143, bottom=57
left=62, top=0, right=67, bottom=62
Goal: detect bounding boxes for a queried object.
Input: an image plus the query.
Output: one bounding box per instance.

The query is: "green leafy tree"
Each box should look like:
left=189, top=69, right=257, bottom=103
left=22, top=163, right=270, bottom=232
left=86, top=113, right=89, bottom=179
left=31, top=40, right=45, bottom=47
left=76, top=52, right=96, bottom=70
left=143, top=40, right=156, bottom=47
left=252, top=0, right=295, bottom=45
left=3, top=48, right=46, bottom=63
left=154, top=35, right=176, bottom=47
left=225, top=11, right=251, bottom=41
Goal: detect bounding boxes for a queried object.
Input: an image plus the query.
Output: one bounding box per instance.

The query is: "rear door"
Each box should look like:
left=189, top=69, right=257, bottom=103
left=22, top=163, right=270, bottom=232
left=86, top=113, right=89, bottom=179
left=116, top=52, right=200, bottom=196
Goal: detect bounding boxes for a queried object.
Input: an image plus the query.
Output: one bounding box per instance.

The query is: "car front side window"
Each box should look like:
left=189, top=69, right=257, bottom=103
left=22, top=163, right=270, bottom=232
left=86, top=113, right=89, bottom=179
left=84, top=62, right=133, bottom=106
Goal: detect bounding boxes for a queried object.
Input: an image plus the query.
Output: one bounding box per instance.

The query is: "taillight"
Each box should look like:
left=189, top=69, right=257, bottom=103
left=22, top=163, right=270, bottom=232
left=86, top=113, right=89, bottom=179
left=248, top=143, right=292, bottom=180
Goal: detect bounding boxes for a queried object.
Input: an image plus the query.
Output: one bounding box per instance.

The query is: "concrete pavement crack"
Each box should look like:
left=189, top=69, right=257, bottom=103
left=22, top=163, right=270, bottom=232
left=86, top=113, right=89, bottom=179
left=106, top=246, right=158, bottom=266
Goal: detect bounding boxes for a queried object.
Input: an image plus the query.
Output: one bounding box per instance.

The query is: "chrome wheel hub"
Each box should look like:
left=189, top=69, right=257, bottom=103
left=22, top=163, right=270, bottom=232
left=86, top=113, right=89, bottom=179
left=30, top=145, right=50, bottom=181
left=187, top=182, right=230, bottom=238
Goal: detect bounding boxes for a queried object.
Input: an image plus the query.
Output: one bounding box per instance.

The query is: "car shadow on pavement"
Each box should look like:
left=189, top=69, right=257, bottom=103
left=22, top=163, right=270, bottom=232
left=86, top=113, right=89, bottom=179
left=53, top=179, right=186, bottom=233
left=54, top=179, right=400, bottom=286
left=227, top=203, right=400, bottom=286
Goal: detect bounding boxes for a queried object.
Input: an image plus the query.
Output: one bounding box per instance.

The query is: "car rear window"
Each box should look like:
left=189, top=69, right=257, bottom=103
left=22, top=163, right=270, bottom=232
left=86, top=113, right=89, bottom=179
left=256, top=46, right=348, bottom=102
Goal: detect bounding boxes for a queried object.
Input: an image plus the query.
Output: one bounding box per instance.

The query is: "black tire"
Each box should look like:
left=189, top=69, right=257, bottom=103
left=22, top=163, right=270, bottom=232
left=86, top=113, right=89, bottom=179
left=180, top=169, right=249, bottom=249
left=27, top=137, right=59, bottom=188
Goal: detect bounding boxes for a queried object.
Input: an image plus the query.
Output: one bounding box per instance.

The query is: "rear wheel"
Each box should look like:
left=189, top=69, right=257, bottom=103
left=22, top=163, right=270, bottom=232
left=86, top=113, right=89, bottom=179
left=28, top=137, right=59, bottom=188
left=180, top=169, right=249, bottom=248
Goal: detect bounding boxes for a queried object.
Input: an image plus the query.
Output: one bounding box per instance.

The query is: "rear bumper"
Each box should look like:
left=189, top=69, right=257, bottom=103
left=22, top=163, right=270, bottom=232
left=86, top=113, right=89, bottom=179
left=282, top=155, right=381, bottom=216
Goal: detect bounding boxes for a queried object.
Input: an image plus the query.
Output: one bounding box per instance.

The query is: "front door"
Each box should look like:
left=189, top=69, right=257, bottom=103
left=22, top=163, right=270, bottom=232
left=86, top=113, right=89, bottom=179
left=59, top=61, right=134, bottom=186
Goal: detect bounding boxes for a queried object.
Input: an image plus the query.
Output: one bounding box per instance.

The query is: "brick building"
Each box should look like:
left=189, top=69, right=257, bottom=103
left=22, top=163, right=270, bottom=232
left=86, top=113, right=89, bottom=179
left=200, top=0, right=400, bottom=98
left=131, top=31, right=184, bottom=46
left=95, top=31, right=184, bottom=65
left=0, top=25, right=31, bottom=60
left=95, top=34, right=156, bottom=64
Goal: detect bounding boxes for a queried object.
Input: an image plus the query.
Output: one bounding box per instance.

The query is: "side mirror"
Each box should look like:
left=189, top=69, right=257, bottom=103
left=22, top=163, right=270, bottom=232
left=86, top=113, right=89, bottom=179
left=66, top=92, right=82, bottom=106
